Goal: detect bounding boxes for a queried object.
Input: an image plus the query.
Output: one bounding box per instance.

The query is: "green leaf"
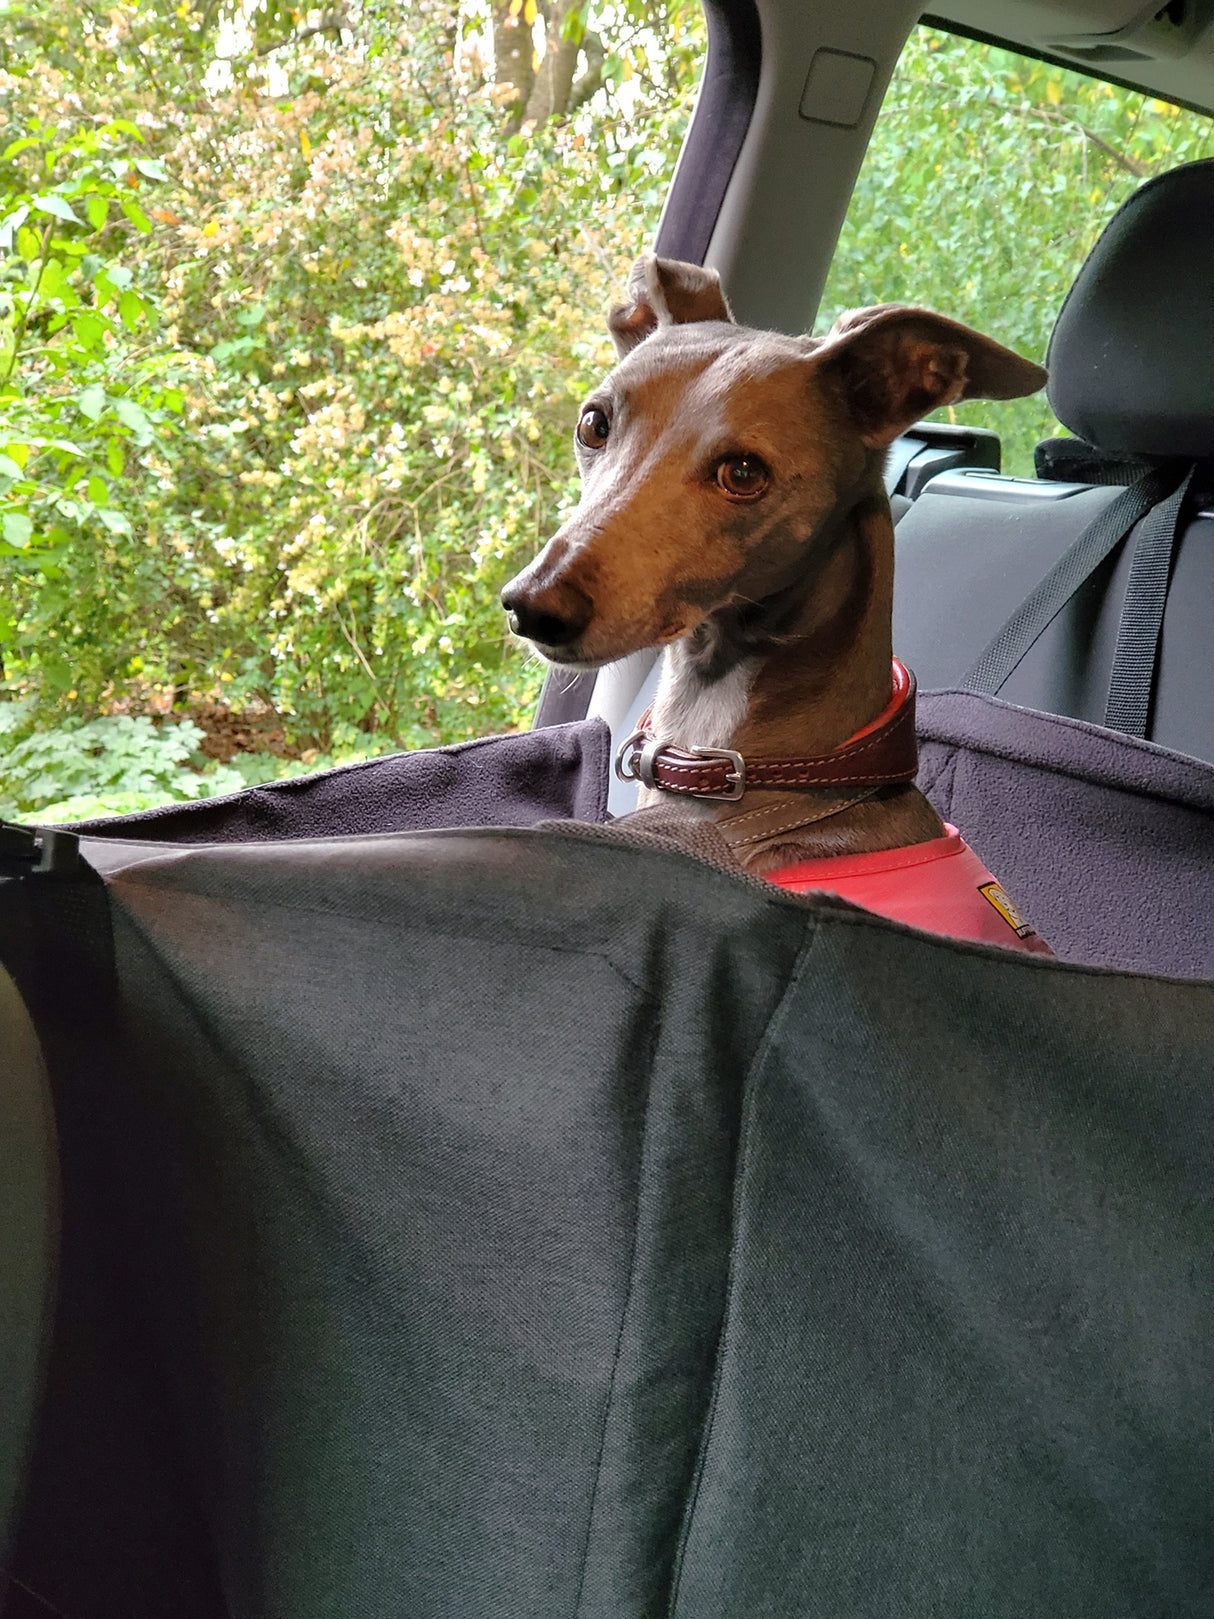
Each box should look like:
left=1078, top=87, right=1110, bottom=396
left=100, top=119, right=145, bottom=142
left=112, top=397, right=152, bottom=442
left=0, top=454, right=25, bottom=481
left=120, top=199, right=152, bottom=234
left=77, top=383, right=106, bottom=421
left=133, top=158, right=169, bottom=182
left=32, top=194, right=82, bottom=226
left=71, top=310, right=109, bottom=350
left=209, top=336, right=256, bottom=361
left=117, top=289, right=144, bottom=331
left=2, top=513, right=33, bottom=549
left=86, top=475, right=109, bottom=506
left=1, top=137, right=42, bottom=161
left=86, top=196, right=110, bottom=231
left=96, top=507, right=131, bottom=535
left=38, top=258, right=63, bottom=300
left=105, top=437, right=125, bottom=477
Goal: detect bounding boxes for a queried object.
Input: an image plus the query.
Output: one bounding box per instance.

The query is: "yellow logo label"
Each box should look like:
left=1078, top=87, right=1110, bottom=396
left=978, top=881, right=1036, bottom=939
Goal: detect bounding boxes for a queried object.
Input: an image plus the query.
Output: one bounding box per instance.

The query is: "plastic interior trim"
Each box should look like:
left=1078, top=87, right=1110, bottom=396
left=922, top=468, right=1094, bottom=502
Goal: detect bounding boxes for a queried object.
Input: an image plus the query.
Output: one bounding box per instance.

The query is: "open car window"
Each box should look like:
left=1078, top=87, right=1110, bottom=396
left=820, top=23, right=1214, bottom=474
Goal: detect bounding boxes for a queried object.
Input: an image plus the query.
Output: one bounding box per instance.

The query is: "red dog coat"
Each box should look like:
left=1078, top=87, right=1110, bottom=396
left=765, top=826, right=1054, bottom=955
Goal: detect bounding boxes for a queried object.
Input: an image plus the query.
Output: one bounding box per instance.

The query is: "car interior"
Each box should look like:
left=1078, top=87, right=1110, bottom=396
left=545, top=0, right=1214, bottom=797
left=2, top=1, right=1212, bottom=1614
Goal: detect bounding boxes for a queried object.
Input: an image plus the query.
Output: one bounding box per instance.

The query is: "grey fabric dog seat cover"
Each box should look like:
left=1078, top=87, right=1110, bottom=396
left=916, top=689, right=1214, bottom=979
left=3, top=820, right=1211, bottom=1619
left=69, top=717, right=612, bottom=843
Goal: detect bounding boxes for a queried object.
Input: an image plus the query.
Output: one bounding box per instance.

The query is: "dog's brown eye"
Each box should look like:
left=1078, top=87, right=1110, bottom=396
left=576, top=407, right=610, bottom=449
left=716, top=455, right=769, bottom=499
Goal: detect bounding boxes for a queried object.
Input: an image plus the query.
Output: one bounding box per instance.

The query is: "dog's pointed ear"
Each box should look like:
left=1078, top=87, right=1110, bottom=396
left=608, top=253, right=734, bottom=357
left=816, top=305, right=1047, bottom=448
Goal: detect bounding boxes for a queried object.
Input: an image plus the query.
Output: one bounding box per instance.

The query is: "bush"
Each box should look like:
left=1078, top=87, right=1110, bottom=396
left=0, top=711, right=243, bottom=819
left=0, top=0, right=699, bottom=764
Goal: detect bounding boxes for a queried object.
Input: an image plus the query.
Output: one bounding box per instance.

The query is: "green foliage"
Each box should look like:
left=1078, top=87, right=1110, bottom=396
left=0, top=710, right=243, bottom=818
left=0, top=112, right=196, bottom=625
left=822, top=26, right=1214, bottom=473
left=0, top=0, right=699, bottom=768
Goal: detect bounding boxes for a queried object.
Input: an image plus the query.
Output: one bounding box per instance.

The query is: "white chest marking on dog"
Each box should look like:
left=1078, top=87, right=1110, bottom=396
left=651, top=651, right=757, bottom=751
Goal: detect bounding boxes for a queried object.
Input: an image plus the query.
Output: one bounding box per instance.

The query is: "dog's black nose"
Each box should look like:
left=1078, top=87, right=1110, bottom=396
left=501, top=584, right=592, bottom=648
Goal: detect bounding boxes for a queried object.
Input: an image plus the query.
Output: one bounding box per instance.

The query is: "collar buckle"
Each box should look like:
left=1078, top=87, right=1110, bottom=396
left=682, top=744, right=746, bottom=800
left=614, top=726, right=650, bottom=787
left=614, top=730, right=747, bottom=801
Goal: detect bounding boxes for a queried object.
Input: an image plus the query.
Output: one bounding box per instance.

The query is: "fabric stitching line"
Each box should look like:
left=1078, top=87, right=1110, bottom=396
left=652, top=704, right=914, bottom=781
left=108, top=874, right=661, bottom=1002
left=656, top=763, right=913, bottom=793
left=807, top=903, right=1214, bottom=988
left=717, top=796, right=838, bottom=832
left=722, top=792, right=878, bottom=848
left=572, top=1006, right=664, bottom=1619
left=665, top=916, right=826, bottom=1616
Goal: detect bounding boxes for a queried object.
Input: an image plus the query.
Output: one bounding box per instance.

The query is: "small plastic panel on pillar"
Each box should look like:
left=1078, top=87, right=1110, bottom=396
left=798, top=47, right=876, bottom=128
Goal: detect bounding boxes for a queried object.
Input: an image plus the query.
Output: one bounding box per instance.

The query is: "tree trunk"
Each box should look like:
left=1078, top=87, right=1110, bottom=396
left=493, top=3, right=535, bottom=128
left=522, top=0, right=580, bottom=126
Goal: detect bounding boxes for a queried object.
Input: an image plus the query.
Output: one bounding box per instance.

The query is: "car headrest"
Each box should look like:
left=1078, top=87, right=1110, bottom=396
left=1047, top=161, right=1214, bottom=461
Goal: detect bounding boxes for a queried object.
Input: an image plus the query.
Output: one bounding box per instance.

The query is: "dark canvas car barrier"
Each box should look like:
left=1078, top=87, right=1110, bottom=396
left=1, top=810, right=1211, bottom=1618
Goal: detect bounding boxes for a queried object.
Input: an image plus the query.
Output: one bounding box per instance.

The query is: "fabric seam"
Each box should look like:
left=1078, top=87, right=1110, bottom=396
left=665, top=916, right=825, bottom=1614
left=572, top=1006, right=664, bottom=1619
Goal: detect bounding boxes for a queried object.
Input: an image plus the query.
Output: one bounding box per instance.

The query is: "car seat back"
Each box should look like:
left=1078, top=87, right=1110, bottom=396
left=894, top=161, right=1214, bottom=765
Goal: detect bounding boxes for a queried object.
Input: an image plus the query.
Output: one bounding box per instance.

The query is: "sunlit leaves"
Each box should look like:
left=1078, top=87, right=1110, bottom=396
left=0, top=0, right=700, bottom=762
left=76, top=384, right=105, bottom=421
left=0, top=111, right=186, bottom=572
left=1, top=512, right=32, bottom=549
left=31, top=193, right=82, bottom=225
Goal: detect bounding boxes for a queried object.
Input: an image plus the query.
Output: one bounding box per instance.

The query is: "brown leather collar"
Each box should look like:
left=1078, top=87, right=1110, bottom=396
left=615, top=660, right=919, bottom=802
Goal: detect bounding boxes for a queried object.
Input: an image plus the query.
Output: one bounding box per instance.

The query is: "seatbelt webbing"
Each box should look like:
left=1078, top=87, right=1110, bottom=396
left=963, top=463, right=1185, bottom=699
left=1103, top=464, right=1196, bottom=737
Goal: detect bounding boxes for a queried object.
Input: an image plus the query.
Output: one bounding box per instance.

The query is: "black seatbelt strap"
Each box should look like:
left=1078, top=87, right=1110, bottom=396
left=1102, top=464, right=1196, bottom=738
left=882, top=433, right=923, bottom=497
left=963, top=463, right=1186, bottom=699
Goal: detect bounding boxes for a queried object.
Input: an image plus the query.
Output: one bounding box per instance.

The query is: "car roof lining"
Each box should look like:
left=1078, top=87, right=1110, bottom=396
left=927, top=0, right=1214, bottom=115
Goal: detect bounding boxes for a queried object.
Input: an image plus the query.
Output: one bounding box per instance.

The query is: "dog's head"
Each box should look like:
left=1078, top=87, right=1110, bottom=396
left=501, top=253, right=1045, bottom=668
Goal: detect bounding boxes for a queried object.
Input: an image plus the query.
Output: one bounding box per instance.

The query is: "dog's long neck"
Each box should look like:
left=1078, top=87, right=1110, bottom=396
left=643, top=485, right=943, bottom=872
